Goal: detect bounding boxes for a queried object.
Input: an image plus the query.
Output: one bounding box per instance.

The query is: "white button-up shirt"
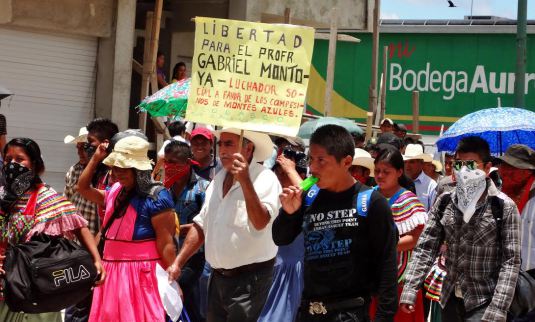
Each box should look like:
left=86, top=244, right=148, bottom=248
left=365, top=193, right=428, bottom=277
left=194, top=162, right=282, bottom=269
left=521, top=181, right=535, bottom=271
left=413, top=171, right=437, bottom=212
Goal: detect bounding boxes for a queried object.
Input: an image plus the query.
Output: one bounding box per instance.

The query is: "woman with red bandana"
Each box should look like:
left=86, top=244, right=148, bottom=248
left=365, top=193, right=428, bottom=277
left=164, top=140, right=209, bottom=322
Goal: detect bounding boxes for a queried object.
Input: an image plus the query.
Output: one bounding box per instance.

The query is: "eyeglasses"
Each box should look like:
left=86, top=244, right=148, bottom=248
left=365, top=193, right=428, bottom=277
left=452, top=159, right=478, bottom=171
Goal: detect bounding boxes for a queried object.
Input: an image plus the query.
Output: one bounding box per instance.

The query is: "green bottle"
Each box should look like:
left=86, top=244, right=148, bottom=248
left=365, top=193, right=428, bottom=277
left=300, top=176, right=318, bottom=191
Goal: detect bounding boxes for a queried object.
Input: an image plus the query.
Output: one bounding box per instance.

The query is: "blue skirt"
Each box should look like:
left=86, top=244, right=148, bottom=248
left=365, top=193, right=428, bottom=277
left=258, top=234, right=304, bottom=322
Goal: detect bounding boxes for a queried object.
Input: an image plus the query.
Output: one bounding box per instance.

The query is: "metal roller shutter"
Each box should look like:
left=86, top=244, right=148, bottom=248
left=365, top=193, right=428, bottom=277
left=0, top=27, right=97, bottom=191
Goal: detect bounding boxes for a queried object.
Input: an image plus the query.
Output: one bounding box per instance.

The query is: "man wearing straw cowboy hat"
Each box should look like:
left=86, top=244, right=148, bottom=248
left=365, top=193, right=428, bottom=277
left=168, top=128, right=282, bottom=322
left=403, top=144, right=437, bottom=212
left=350, top=148, right=375, bottom=186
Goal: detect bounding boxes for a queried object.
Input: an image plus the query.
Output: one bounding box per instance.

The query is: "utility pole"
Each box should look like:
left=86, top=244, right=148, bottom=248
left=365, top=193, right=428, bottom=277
left=367, top=0, right=380, bottom=140
left=324, top=8, right=338, bottom=116
left=515, top=0, right=527, bottom=108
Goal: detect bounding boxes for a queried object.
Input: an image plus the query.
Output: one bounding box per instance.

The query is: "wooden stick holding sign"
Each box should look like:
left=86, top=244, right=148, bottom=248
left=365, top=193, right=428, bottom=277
left=233, top=129, right=245, bottom=184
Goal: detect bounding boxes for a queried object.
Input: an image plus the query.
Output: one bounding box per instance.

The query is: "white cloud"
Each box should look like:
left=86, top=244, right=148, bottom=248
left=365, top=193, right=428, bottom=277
left=381, top=12, right=400, bottom=19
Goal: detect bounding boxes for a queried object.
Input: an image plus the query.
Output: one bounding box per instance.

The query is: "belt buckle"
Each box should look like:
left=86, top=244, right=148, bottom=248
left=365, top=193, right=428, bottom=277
left=309, top=301, right=327, bottom=315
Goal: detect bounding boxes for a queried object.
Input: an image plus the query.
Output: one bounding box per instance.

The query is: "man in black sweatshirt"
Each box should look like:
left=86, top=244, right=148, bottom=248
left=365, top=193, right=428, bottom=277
left=272, top=125, right=398, bottom=322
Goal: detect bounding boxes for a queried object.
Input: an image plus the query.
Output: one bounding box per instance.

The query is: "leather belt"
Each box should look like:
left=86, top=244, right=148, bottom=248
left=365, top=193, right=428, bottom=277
left=213, top=258, right=275, bottom=278
left=304, top=297, right=367, bottom=315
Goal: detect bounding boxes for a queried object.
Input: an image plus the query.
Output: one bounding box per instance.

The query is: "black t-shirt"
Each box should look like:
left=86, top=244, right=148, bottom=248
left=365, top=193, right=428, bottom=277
left=272, top=182, right=398, bottom=320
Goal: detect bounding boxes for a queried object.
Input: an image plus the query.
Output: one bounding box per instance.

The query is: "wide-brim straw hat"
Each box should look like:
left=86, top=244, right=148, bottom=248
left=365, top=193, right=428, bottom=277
left=431, top=160, right=443, bottom=173
left=103, top=136, right=152, bottom=171
left=403, top=144, right=432, bottom=162
left=64, top=127, right=88, bottom=144
left=352, top=148, right=375, bottom=177
left=215, top=128, right=274, bottom=161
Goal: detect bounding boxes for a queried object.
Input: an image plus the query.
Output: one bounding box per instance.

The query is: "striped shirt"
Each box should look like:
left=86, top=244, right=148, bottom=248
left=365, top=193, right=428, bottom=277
left=521, top=181, right=535, bottom=271
left=389, top=189, right=427, bottom=283
left=0, top=185, right=87, bottom=244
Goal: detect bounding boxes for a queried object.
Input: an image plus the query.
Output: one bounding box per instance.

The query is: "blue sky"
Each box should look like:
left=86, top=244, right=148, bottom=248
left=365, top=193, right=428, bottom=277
left=381, top=0, right=535, bottom=20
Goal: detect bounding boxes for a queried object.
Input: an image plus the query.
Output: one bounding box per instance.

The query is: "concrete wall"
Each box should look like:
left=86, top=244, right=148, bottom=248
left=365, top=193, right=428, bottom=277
left=0, top=0, right=113, bottom=37
left=230, top=0, right=372, bottom=30
left=95, top=0, right=136, bottom=130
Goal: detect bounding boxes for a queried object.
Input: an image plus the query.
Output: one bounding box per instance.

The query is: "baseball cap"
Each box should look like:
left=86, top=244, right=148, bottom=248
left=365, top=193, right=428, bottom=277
left=191, top=127, right=214, bottom=141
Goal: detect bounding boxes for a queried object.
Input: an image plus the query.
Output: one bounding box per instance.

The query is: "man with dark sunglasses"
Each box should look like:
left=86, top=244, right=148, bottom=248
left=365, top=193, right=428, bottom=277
left=400, top=136, right=521, bottom=322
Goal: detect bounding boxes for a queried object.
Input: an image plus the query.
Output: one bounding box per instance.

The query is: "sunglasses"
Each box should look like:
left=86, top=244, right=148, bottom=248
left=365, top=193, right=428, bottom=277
left=452, top=160, right=479, bottom=171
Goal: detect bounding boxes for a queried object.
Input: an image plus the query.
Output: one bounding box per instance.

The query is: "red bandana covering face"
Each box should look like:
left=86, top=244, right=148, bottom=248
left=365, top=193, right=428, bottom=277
left=164, top=162, right=191, bottom=188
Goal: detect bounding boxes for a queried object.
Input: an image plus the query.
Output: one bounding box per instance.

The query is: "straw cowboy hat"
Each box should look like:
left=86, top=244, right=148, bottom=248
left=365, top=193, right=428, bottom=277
left=431, top=160, right=443, bottom=173
left=403, top=144, right=432, bottom=162
left=352, top=148, right=375, bottom=177
left=215, top=128, right=275, bottom=161
left=64, top=127, right=88, bottom=144
left=103, top=136, right=153, bottom=171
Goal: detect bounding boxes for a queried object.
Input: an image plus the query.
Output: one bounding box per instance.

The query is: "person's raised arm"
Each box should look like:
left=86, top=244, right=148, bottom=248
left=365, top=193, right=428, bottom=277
left=277, top=154, right=303, bottom=187
left=232, top=153, right=271, bottom=230
left=272, top=186, right=304, bottom=246
left=78, top=143, right=107, bottom=206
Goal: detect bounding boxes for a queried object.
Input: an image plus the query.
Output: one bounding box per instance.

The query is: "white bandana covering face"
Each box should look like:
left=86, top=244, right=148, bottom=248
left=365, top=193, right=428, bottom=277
left=454, top=166, right=487, bottom=223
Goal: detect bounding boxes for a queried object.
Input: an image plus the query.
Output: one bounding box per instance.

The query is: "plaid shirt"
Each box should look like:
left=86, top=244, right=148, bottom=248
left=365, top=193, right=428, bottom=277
left=401, top=179, right=521, bottom=322
left=64, top=163, right=99, bottom=235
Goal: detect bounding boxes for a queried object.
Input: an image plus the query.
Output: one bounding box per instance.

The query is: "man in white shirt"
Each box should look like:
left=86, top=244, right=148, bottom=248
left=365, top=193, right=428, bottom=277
left=403, top=144, right=437, bottom=211
left=168, top=128, right=281, bottom=322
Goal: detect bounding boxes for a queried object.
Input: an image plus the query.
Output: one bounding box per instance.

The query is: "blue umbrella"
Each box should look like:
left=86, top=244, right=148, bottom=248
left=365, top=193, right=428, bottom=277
left=436, top=107, right=535, bottom=154
left=298, top=116, right=363, bottom=139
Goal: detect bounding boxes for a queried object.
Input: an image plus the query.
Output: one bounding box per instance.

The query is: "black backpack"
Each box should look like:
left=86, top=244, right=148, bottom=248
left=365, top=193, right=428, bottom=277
left=3, top=234, right=98, bottom=313
left=437, top=193, right=535, bottom=318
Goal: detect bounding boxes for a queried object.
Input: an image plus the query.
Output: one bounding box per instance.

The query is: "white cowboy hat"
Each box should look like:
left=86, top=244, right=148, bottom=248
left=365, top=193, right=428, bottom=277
left=431, top=160, right=443, bottom=173
left=380, top=118, right=394, bottom=126
left=352, top=148, right=375, bottom=177
left=64, top=127, right=88, bottom=144
left=215, top=128, right=275, bottom=161
left=403, top=144, right=431, bottom=162
left=103, top=136, right=153, bottom=171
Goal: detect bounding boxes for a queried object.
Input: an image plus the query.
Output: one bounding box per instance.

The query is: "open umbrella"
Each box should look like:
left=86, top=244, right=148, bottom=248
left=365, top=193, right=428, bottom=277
left=298, top=116, right=363, bottom=139
left=436, top=107, right=535, bottom=154
left=137, top=78, right=190, bottom=118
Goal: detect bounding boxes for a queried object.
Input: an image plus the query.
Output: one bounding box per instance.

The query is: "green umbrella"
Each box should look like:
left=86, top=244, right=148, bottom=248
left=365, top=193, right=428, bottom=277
left=298, top=116, right=363, bottom=139
left=136, top=78, right=190, bottom=118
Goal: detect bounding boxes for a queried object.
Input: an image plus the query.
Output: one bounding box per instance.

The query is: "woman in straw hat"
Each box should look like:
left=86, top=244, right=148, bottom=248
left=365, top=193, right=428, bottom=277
left=78, top=132, right=177, bottom=322
left=369, top=146, right=428, bottom=322
left=0, top=138, right=104, bottom=322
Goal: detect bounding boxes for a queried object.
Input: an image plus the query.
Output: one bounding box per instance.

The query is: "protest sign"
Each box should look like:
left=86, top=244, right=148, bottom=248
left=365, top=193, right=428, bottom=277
left=185, top=17, right=315, bottom=136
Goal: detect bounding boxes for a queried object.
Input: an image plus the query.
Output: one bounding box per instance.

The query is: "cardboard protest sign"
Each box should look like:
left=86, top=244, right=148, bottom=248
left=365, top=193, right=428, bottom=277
left=186, top=17, right=314, bottom=136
